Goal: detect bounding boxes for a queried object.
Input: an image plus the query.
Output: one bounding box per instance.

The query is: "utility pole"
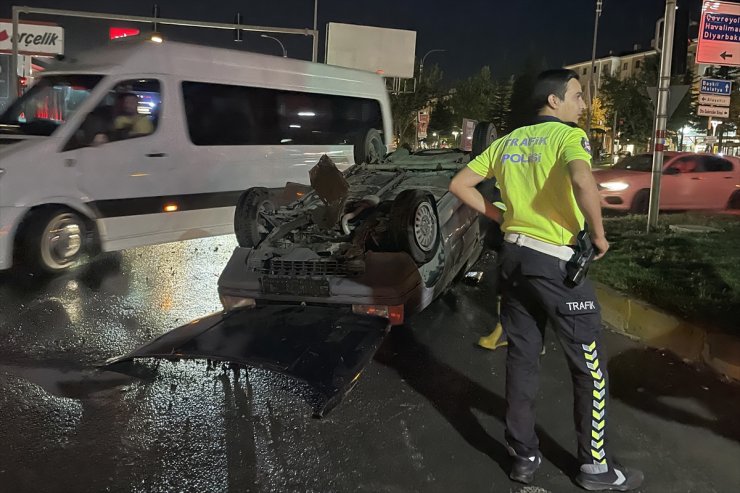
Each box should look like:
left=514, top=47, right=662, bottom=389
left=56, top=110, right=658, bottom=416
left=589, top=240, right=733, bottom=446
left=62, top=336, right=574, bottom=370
left=647, top=0, right=677, bottom=232
left=312, top=0, right=318, bottom=62
left=586, top=0, right=604, bottom=136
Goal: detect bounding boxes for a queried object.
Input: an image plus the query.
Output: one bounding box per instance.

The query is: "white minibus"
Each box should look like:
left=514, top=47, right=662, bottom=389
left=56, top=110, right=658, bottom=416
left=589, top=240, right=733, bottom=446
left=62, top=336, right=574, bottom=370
left=0, top=39, right=392, bottom=272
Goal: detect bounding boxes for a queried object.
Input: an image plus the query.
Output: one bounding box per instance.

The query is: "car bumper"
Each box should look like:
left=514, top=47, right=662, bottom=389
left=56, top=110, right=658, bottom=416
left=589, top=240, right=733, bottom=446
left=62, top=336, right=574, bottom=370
left=599, top=190, right=632, bottom=211
left=218, top=247, right=427, bottom=313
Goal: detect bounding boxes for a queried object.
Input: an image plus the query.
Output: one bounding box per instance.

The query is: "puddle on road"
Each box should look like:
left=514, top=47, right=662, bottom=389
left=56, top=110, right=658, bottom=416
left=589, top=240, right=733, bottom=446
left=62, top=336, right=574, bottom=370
left=0, top=364, right=142, bottom=399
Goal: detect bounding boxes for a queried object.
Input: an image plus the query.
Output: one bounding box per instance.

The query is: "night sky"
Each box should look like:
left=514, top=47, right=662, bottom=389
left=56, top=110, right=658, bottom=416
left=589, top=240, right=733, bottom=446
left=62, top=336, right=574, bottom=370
left=1, top=0, right=704, bottom=82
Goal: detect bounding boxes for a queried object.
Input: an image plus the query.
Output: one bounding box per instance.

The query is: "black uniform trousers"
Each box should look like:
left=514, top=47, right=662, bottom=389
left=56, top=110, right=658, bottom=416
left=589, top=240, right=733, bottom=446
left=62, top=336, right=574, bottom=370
left=499, top=241, right=610, bottom=466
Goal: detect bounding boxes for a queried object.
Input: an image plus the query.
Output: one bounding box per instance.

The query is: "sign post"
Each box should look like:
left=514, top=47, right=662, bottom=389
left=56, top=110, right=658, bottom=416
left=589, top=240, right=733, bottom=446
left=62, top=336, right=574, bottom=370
left=647, top=0, right=677, bottom=233
left=698, top=77, right=732, bottom=146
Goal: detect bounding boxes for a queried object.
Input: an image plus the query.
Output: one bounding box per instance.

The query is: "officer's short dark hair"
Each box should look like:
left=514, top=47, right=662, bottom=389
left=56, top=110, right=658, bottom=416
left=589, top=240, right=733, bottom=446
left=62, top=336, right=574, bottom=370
left=531, top=69, right=580, bottom=112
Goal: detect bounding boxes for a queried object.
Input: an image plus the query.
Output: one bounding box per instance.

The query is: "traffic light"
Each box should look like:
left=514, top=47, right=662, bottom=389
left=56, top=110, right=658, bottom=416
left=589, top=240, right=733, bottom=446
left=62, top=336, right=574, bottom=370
left=671, top=0, right=690, bottom=76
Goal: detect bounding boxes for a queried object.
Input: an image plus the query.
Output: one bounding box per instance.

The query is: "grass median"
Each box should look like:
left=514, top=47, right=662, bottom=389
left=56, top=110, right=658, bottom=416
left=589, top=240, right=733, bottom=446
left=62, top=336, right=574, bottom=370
left=591, top=213, right=740, bottom=334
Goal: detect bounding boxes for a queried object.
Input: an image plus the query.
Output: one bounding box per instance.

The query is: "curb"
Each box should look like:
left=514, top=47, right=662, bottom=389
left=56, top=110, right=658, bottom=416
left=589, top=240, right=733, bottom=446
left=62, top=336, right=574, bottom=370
left=595, top=282, right=740, bottom=381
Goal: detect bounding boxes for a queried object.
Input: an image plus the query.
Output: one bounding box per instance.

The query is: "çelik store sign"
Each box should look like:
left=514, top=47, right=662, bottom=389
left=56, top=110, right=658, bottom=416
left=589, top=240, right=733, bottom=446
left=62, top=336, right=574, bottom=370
left=0, top=20, right=64, bottom=56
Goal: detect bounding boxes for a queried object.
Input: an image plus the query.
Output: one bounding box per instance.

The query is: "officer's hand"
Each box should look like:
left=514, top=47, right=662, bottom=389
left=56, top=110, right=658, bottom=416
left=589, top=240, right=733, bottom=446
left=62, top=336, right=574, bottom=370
left=592, top=236, right=609, bottom=260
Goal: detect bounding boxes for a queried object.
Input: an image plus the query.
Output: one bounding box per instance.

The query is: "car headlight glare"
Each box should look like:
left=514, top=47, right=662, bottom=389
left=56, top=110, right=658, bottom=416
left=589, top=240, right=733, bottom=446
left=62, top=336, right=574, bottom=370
left=599, top=181, right=629, bottom=191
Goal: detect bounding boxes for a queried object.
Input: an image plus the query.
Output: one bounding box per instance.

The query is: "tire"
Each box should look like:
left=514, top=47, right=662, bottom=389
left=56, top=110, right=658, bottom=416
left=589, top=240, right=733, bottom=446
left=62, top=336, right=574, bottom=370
left=389, top=190, right=440, bottom=264
left=19, top=207, right=87, bottom=274
left=354, top=128, right=385, bottom=164
left=470, top=121, right=497, bottom=159
left=234, top=187, right=276, bottom=248
left=728, top=190, right=740, bottom=210
left=630, top=189, right=650, bottom=214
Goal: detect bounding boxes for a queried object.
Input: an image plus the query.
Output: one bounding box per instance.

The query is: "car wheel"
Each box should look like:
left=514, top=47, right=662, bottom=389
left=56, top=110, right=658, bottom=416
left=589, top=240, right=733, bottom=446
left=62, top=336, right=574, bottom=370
left=234, top=187, right=276, bottom=248
left=390, top=189, right=440, bottom=264
left=20, top=207, right=87, bottom=274
left=470, top=121, right=497, bottom=159
left=728, top=190, right=740, bottom=210
left=630, top=189, right=650, bottom=214
left=354, top=128, right=385, bottom=164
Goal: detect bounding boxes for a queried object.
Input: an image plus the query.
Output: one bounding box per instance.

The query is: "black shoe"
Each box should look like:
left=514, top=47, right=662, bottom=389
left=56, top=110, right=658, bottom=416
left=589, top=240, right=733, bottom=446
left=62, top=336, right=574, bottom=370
left=576, top=463, right=644, bottom=491
left=509, top=451, right=542, bottom=484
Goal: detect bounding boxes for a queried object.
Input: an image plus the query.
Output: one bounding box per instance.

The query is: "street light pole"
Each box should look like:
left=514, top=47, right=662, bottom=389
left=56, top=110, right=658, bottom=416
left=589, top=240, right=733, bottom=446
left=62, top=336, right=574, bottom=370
left=261, top=34, right=287, bottom=57
left=419, top=49, right=446, bottom=79
left=586, top=0, right=603, bottom=137
left=647, top=0, right=677, bottom=232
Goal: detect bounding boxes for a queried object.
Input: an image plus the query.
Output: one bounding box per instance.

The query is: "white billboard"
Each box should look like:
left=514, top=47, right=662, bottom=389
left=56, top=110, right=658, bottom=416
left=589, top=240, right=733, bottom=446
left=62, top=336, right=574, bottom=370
left=0, top=20, right=64, bottom=56
left=325, top=22, right=416, bottom=79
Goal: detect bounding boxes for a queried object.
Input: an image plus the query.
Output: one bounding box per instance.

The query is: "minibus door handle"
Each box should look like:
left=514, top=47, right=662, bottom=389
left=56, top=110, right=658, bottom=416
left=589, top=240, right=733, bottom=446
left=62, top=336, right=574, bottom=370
left=146, top=152, right=168, bottom=158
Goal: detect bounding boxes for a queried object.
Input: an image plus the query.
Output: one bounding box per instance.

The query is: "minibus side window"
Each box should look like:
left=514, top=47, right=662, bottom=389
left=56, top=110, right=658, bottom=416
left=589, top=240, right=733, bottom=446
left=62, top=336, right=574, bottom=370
left=182, top=82, right=265, bottom=145
left=181, top=81, right=383, bottom=147
left=276, top=92, right=382, bottom=146
left=66, top=79, right=162, bottom=150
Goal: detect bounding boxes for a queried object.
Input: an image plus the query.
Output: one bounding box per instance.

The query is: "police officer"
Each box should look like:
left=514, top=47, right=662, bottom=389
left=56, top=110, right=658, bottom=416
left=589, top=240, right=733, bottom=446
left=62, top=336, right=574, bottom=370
left=449, top=69, right=643, bottom=491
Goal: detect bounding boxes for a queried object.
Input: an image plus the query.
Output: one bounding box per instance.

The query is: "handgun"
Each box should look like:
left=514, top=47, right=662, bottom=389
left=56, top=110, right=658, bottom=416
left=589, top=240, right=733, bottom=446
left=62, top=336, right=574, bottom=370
left=566, top=229, right=595, bottom=286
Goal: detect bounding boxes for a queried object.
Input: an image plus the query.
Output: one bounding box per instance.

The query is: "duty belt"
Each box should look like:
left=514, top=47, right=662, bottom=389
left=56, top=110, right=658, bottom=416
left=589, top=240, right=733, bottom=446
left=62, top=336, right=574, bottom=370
left=504, top=233, right=575, bottom=261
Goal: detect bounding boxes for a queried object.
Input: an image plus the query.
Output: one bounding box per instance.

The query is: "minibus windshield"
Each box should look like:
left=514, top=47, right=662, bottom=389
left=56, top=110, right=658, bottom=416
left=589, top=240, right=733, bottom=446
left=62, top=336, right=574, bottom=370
left=0, top=74, right=103, bottom=136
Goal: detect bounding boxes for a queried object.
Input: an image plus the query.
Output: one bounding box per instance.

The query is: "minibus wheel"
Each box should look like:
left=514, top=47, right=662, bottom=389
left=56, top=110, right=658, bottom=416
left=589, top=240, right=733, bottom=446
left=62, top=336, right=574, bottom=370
left=389, top=190, right=440, bottom=264
left=20, top=207, right=87, bottom=273
left=355, top=128, right=385, bottom=164
left=470, top=121, right=497, bottom=159
left=234, top=188, right=276, bottom=247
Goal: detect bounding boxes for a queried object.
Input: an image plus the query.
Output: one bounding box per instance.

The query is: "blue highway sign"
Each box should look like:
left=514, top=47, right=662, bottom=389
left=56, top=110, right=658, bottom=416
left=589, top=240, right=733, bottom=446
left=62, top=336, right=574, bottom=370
left=700, top=78, right=733, bottom=95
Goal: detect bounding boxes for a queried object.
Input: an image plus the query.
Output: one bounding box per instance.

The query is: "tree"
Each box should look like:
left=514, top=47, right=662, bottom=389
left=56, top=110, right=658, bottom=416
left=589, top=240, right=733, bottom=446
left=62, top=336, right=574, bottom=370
left=488, top=76, right=513, bottom=135
left=506, top=58, right=547, bottom=131
left=428, top=98, right=456, bottom=133
left=579, top=96, right=608, bottom=158
left=579, top=95, right=607, bottom=131
left=600, top=73, right=654, bottom=149
left=390, top=63, right=443, bottom=147
left=448, top=66, right=496, bottom=123
left=507, top=70, right=538, bottom=131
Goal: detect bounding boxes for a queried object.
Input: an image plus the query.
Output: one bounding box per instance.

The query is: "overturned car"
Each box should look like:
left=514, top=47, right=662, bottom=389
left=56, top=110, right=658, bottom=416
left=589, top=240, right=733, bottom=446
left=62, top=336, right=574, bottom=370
left=220, top=148, right=497, bottom=323
left=106, top=144, right=499, bottom=416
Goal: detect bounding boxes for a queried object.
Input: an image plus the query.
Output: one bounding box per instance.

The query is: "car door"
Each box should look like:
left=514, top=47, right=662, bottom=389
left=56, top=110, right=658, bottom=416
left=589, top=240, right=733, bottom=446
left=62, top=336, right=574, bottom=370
left=675, top=154, right=735, bottom=209
left=61, top=77, right=171, bottom=250
left=680, top=156, right=736, bottom=209
left=661, top=155, right=699, bottom=209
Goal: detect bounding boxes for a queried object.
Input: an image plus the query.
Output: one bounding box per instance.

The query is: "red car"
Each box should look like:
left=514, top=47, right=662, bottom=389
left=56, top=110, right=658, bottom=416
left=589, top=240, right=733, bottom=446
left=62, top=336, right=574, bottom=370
left=594, top=152, right=740, bottom=213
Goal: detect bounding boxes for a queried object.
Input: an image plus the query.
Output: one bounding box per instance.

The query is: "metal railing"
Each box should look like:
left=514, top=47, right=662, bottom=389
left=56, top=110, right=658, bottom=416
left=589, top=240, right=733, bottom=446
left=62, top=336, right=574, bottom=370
left=9, top=5, right=320, bottom=97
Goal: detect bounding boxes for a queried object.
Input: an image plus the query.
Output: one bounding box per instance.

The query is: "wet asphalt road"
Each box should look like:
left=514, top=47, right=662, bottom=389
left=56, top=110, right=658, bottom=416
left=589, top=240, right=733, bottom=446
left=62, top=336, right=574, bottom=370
left=1, top=237, right=739, bottom=493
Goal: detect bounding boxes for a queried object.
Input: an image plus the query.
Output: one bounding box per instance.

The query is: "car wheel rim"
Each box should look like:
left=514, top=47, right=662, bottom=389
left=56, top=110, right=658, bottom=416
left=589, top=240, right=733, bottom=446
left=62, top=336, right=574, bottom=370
left=414, top=202, right=437, bottom=252
left=41, top=213, right=83, bottom=269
